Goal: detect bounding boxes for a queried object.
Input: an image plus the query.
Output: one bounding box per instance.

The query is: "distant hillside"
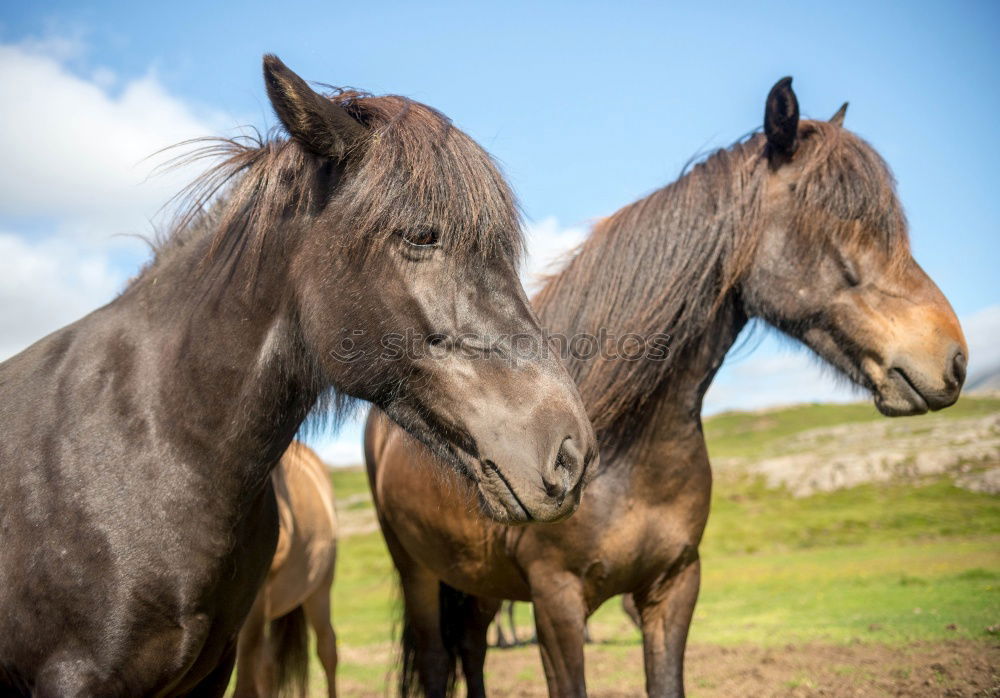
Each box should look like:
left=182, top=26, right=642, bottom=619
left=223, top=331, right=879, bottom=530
left=967, top=364, right=1000, bottom=393
left=704, top=395, right=1000, bottom=496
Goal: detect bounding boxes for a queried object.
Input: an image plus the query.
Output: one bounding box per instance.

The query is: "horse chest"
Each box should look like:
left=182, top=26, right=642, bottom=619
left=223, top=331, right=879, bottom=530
left=538, top=468, right=709, bottom=606
left=395, top=505, right=526, bottom=599
left=126, top=493, right=278, bottom=695
left=586, top=511, right=694, bottom=600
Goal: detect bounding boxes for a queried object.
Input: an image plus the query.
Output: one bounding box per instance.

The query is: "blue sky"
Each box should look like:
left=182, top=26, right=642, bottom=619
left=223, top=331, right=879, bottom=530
left=1, top=1, right=997, bottom=463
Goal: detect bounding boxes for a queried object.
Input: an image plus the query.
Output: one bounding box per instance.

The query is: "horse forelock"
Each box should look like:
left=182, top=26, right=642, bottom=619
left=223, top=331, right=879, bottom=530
left=140, top=89, right=523, bottom=297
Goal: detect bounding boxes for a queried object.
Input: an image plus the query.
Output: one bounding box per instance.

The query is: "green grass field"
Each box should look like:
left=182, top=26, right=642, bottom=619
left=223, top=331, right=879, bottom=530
left=311, top=396, right=1000, bottom=695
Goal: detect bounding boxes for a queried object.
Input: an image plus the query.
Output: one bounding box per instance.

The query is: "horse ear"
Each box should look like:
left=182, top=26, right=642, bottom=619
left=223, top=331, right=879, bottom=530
left=262, top=54, right=364, bottom=159
left=830, top=102, right=849, bottom=127
left=764, top=76, right=799, bottom=163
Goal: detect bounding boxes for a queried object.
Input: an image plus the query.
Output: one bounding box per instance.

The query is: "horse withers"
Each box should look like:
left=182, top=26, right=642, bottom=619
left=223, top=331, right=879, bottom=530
left=0, top=56, right=595, bottom=697
left=366, top=77, right=966, bottom=697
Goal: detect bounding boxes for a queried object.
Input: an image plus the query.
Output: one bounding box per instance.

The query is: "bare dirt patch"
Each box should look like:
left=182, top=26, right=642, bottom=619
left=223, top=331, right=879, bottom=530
left=334, top=639, right=998, bottom=696
left=334, top=640, right=998, bottom=697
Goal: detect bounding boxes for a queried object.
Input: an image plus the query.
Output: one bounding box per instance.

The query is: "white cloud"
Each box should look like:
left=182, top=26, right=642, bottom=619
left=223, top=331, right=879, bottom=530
left=521, top=216, right=589, bottom=293
left=0, top=40, right=223, bottom=240
left=16, top=33, right=86, bottom=63
left=0, top=38, right=223, bottom=361
left=0, top=233, right=126, bottom=360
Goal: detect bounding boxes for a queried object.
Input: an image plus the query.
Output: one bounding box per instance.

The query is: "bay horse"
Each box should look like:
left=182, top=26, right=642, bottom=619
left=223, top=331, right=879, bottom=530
left=366, top=77, right=967, bottom=697
left=0, top=55, right=595, bottom=696
left=233, top=442, right=338, bottom=698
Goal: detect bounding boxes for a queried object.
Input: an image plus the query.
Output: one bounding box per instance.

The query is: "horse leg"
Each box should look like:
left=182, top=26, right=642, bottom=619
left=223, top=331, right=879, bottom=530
left=233, top=592, right=268, bottom=698
left=634, top=553, right=701, bottom=698
left=494, top=612, right=511, bottom=649
left=622, top=593, right=642, bottom=629
left=505, top=601, right=518, bottom=645
left=396, top=564, right=454, bottom=698
left=303, top=568, right=339, bottom=698
left=378, top=515, right=452, bottom=698
left=456, top=595, right=501, bottom=698
left=492, top=600, right=511, bottom=648
left=530, top=571, right=588, bottom=697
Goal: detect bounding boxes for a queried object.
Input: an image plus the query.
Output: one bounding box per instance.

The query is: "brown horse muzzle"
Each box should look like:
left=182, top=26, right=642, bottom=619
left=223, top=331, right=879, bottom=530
left=872, top=341, right=966, bottom=416
left=862, top=270, right=968, bottom=416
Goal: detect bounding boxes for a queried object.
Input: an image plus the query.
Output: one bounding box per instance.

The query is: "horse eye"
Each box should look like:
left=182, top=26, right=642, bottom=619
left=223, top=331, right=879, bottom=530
left=840, top=258, right=861, bottom=287
left=400, top=228, right=440, bottom=248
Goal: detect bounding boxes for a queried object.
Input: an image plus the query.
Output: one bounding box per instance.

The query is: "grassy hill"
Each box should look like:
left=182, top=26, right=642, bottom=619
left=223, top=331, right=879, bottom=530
left=313, top=397, right=1000, bottom=696
left=703, top=394, right=1000, bottom=459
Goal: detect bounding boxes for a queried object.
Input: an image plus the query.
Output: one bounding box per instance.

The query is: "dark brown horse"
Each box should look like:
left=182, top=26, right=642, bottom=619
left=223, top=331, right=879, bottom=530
left=0, top=56, right=595, bottom=696
left=233, top=441, right=339, bottom=698
left=366, top=78, right=967, bottom=697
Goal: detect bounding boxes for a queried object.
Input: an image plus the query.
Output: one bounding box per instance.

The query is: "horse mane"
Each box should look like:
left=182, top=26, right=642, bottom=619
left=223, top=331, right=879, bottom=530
left=138, top=89, right=522, bottom=296
left=534, top=119, right=910, bottom=455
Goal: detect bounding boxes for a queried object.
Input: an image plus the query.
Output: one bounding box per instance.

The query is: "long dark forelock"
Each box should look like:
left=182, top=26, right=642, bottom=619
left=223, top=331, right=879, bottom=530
left=144, top=90, right=523, bottom=296
left=534, top=119, right=910, bottom=455
left=791, top=120, right=910, bottom=273
left=332, top=92, right=523, bottom=262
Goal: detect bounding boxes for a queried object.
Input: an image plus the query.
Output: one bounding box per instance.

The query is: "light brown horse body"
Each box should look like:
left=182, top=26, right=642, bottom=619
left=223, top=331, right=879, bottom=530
left=366, top=78, right=967, bottom=697
left=234, top=442, right=338, bottom=698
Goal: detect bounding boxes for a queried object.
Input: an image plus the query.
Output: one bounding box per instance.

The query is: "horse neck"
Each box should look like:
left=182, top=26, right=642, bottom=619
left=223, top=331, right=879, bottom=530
left=614, top=296, right=747, bottom=497
left=123, top=229, right=320, bottom=492
left=648, top=295, right=746, bottom=442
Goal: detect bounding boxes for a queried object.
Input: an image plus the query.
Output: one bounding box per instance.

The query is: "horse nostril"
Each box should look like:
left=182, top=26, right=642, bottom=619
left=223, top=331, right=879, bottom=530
left=950, top=350, right=967, bottom=390
left=542, top=480, right=566, bottom=499
left=543, top=438, right=581, bottom=499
